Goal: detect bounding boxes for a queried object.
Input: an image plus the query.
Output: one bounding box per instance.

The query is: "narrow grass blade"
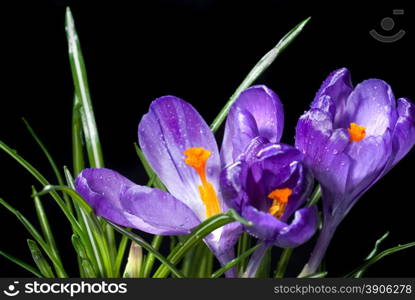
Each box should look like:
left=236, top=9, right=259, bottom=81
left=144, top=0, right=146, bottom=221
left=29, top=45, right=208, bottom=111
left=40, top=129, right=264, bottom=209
left=301, top=271, right=328, bottom=278
left=34, top=185, right=92, bottom=214
left=0, top=198, right=67, bottom=277
left=0, top=140, right=82, bottom=236
left=32, top=186, right=60, bottom=261
left=211, top=243, right=262, bottom=278
left=153, top=209, right=250, bottom=278
left=307, top=185, right=322, bottom=206
left=274, top=248, right=293, bottom=278
left=141, top=235, right=163, bottom=278
left=114, top=234, right=130, bottom=277
left=72, top=234, right=97, bottom=277
left=236, top=232, right=251, bottom=273
left=210, top=17, right=311, bottom=132
left=27, top=239, right=55, bottom=278
left=346, top=240, right=415, bottom=277
left=65, top=7, right=104, bottom=168
left=72, top=95, right=85, bottom=175
left=109, top=222, right=184, bottom=278
left=64, top=167, right=105, bottom=277
left=22, top=118, right=73, bottom=211
left=0, top=249, right=42, bottom=277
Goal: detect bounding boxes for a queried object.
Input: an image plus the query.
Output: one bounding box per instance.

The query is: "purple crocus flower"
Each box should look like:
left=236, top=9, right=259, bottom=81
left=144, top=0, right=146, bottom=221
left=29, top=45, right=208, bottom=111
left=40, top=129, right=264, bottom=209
left=295, top=68, right=415, bottom=276
left=75, top=85, right=280, bottom=276
left=220, top=87, right=318, bottom=276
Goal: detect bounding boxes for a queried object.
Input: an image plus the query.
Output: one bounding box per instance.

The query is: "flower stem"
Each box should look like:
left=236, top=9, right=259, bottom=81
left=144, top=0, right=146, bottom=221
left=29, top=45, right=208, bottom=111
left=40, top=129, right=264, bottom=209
left=298, top=223, right=336, bottom=277
left=274, top=248, right=293, bottom=278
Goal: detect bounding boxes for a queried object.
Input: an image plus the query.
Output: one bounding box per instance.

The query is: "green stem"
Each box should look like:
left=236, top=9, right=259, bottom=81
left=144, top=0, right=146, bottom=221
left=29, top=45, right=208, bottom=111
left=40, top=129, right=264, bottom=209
left=274, top=248, right=293, bottom=278
left=142, top=235, right=163, bottom=277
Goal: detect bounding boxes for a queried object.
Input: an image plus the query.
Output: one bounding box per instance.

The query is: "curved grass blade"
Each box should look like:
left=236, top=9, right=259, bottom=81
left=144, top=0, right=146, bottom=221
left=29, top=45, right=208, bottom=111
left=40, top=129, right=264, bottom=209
left=346, top=240, right=415, bottom=278
left=0, top=140, right=82, bottom=236
left=65, top=8, right=104, bottom=168
left=353, top=231, right=390, bottom=278
left=0, top=249, right=42, bottom=278
left=109, top=222, right=185, bottom=278
left=211, top=243, right=262, bottom=278
left=22, top=118, right=73, bottom=213
left=210, top=17, right=311, bottom=132
left=153, top=209, right=251, bottom=278
left=0, top=198, right=67, bottom=277
left=34, top=185, right=92, bottom=214
left=32, top=186, right=60, bottom=261
left=27, top=239, right=55, bottom=278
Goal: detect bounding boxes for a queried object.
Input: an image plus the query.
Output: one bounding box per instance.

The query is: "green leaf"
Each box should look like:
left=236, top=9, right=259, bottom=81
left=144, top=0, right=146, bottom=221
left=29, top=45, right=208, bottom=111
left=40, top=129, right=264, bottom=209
left=65, top=7, right=104, bottom=168
left=274, top=248, right=293, bottom=278
left=72, top=95, right=85, bottom=175
left=210, top=17, right=311, bottom=133
left=153, top=209, right=250, bottom=278
left=0, top=249, right=42, bottom=277
left=22, top=118, right=73, bottom=213
left=236, top=232, right=251, bottom=273
left=211, top=243, right=262, bottom=278
left=365, top=231, right=390, bottom=261
left=114, top=233, right=130, bottom=277
left=141, top=235, right=163, bottom=278
left=109, top=222, right=185, bottom=278
left=307, top=184, right=322, bottom=206
left=0, top=140, right=83, bottom=236
left=71, top=234, right=97, bottom=277
left=301, top=271, right=328, bottom=278
left=64, top=167, right=105, bottom=277
left=27, top=239, right=55, bottom=278
left=34, top=185, right=92, bottom=214
left=0, top=198, right=68, bottom=277
left=346, top=240, right=415, bottom=277
left=32, top=186, right=60, bottom=262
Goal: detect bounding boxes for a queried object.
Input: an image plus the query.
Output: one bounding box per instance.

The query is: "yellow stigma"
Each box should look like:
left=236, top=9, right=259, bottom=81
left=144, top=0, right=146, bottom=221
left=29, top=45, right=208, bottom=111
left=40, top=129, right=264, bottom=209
left=184, top=147, right=221, bottom=218
left=348, top=122, right=366, bottom=142
left=268, top=188, right=292, bottom=219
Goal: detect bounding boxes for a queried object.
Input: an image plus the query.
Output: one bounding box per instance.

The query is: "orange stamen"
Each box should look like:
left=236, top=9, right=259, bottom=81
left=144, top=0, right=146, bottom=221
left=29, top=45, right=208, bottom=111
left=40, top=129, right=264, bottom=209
left=268, top=188, right=292, bottom=219
left=348, top=122, right=366, bottom=142
left=184, top=147, right=221, bottom=218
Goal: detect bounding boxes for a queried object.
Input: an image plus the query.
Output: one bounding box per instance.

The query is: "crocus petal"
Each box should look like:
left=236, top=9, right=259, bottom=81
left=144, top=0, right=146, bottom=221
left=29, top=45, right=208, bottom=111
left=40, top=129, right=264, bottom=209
left=342, top=79, right=397, bottom=136
left=221, top=107, right=259, bottom=166
left=121, top=185, right=200, bottom=235
left=138, top=96, right=221, bottom=220
left=274, top=206, right=318, bottom=248
left=221, top=85, right=283, bottom=166
left=295, top=108, right=352, bottom=197
left=220, top=160, right=247, bottom=212
left=241, top=205, right=286, bottom=242
left=312, top=67, right=353, bottom=123
left=75, top=168, right=199, bottom=235
left=279, top=162, right=314, bottom=223
left=75, top=168, right=135, bottom=227
left=343, top=133, right=392, bottom=211
left=391, top=98, right=415, bottom=166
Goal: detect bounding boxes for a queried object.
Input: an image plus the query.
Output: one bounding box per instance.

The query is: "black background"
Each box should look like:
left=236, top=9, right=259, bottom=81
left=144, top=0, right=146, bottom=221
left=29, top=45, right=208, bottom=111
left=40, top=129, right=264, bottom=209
left=0, top=0, right=414, bottom=277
